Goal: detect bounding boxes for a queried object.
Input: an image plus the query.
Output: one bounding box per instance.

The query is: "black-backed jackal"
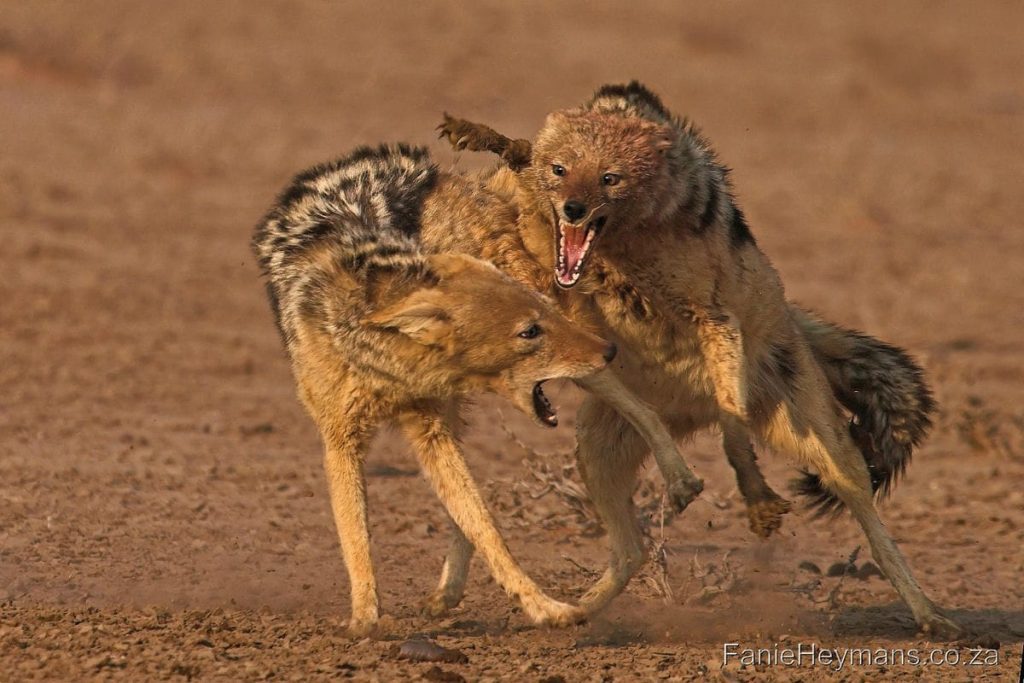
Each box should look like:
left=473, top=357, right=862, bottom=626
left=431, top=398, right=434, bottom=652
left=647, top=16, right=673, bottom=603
left=437, top=82, right=958, bottom=637
left=253, top=145, right=617, bottom=634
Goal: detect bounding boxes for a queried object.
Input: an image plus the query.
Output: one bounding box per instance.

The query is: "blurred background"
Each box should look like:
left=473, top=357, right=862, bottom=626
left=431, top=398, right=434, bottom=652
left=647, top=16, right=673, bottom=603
left=1, top=2, right=1021, bottom=679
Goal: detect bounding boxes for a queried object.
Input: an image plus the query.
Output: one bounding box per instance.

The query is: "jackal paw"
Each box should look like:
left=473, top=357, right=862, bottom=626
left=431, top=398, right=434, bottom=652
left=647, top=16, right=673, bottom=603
left=746, top=495, right=793, bottom=538
left=579, top=571, right=627, bottom=616
left=346, top=617, right=378, bottom=639
left=436, top=113, right=488, bottom=152
left=345, top=613, right=394, bottom=639
left=520, top=595, right=586, bottom=628
left=420, top=590, right=463, bottom=619
left=918, top=612, right=963, bottom=640
left=666, top=475, right=704, bottom=513
left=436, top=114, right=531, bottom=170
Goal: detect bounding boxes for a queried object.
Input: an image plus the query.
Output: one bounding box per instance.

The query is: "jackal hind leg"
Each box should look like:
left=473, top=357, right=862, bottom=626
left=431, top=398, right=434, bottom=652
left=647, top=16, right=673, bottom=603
left=575, top=396, right=649, bottom=615
left=400, top=409, right=583, bottom=627
left=722, top=418, right=791, bottom=538
left=437, top=113, right=533, bottom=171
left=760, top=349, right=962, bottom=639
left=422, top=513, right=474, bottom=617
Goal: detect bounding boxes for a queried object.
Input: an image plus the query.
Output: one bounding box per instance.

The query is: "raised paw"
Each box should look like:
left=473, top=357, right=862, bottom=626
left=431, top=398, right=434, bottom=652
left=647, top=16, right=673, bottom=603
left=666, top=475, right=704, bottom=513
left=436, top=113, right=490, bottom=152
left=435, top=113, right=532, bottom=170
left=746, top=495, right=793, bottom=538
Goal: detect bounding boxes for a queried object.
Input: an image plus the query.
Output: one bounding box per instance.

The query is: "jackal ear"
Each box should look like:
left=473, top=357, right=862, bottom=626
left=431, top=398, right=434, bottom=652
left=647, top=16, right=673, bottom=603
left=543, top=109, right=576, bottom=129
left=427, top=253, right=474, bottom=278
left=426, top=252, right=498, bottom=281
left=543, top=111, right=565, bottom=126
left=363, top=289, right=452, bottom=347
left=650, top=125, right=675, bottom=154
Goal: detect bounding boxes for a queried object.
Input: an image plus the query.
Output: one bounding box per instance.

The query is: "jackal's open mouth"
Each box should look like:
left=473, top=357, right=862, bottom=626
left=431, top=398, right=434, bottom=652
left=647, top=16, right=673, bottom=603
left=555, top=215, right=607, bottom=288
left=532, top=381, right=558, bottom=427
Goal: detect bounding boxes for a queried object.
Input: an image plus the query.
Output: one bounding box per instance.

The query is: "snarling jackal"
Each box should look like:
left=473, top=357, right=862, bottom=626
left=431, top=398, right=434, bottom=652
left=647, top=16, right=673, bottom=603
left=437, top=82, right=958, bottom=637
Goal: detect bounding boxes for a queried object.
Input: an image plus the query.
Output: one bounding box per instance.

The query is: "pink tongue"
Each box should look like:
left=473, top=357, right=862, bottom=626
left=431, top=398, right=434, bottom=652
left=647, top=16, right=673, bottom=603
left=561, top=225, right=587, bottom=276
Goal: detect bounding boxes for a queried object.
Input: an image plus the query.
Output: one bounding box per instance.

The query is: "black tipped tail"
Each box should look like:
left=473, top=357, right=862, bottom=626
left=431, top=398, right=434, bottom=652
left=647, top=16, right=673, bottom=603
left=792, top=470, right=844, bottom=519
left=791, top=416, right=916, bottom=519
left=791, top=307, right=935, bottom=518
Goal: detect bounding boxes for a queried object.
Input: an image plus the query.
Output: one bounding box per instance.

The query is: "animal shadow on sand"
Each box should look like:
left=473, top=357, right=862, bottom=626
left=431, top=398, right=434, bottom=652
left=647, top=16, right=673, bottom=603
left=832, top=603, right=1024, bottom=644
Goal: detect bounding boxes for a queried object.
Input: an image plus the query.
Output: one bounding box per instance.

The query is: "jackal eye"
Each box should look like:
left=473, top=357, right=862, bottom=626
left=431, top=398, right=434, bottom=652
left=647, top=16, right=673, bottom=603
left=518, top=323, right=542, bottom=339
left=601, top=173, right=621, bottom=186
left=551, top=164, right=566, bottom=177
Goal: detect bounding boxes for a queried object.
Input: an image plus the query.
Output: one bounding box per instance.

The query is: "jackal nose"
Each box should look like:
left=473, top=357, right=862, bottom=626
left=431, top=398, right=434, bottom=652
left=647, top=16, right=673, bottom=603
left=563, top=200, right=587, bottom=223
left=603, top=342, right=617, bottom=363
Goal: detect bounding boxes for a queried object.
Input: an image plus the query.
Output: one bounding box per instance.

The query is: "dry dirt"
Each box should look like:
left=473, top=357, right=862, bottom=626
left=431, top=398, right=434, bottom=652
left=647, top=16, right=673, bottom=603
left=1, top=2, right=1022, bottom=681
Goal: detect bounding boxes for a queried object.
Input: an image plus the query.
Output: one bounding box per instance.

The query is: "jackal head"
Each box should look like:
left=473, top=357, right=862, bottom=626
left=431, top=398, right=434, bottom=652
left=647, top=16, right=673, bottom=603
left=365, top=253, right=615, bottom=426
left=525, top=109, right=676, bottom=288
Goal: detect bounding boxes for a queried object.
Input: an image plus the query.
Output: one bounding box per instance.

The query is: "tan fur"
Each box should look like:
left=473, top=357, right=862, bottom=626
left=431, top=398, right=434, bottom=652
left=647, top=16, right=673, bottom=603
left=433, top=83, right=959, bottom=638
left=294, top=253, right=614, bottom=635
left=418, top=170, right=706, bottom=511
left=254, top=147, right=623, bottom=635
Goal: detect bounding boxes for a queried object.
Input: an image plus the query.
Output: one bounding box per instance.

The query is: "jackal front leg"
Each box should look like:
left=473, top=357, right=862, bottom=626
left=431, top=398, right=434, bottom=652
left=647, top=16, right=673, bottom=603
left=400, top=410, right=583, bottom=627
left=321, top=432, right=380, bottom=637
left=437, top=113, right=533, bottom=171
left=696, top=310, right=748, bottom=422
left=697, top=311, right=791, bottom=534
left=575, top=369, right=703, bottom=512
left=722, top=420, right=791, bottom=537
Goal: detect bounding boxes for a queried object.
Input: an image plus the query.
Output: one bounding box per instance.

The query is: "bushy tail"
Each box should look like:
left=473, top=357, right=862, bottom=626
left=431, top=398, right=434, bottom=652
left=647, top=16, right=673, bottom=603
left=790, top=307, right=936, bottom=517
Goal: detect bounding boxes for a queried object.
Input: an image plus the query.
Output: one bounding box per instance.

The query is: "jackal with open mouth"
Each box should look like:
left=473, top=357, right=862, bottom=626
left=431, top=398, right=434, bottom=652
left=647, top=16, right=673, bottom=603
left=253, top=144, right=617, bottom=635
left=437, top=82, right=959, bottom=638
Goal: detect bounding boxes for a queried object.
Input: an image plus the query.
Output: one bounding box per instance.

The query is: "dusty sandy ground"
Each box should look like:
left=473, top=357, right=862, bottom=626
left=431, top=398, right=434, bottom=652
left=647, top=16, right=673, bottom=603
left=1, top=2, right=1023, bottom=680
